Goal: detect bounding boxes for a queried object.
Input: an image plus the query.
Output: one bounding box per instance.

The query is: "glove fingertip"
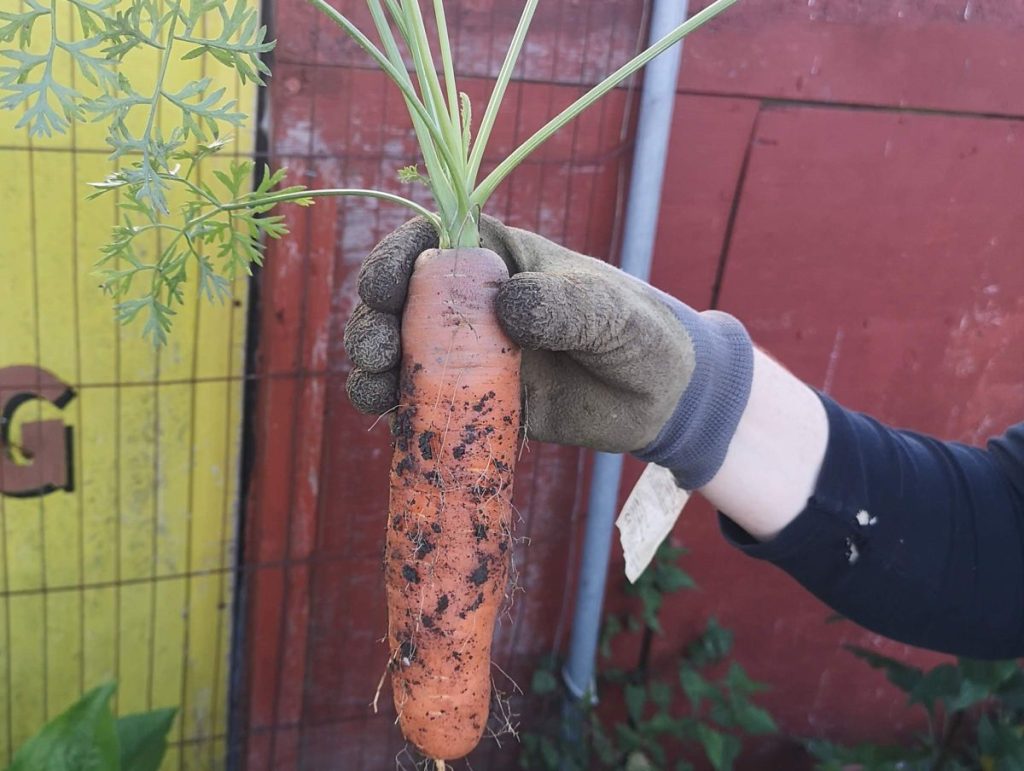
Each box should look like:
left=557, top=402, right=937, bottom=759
left=495, top=273, right=569, bottom=350
left=346, top=368, right=399, bottom=415
left=358, top=218, right=439, bottom=313
left=343, top=304, right=401, bottom=373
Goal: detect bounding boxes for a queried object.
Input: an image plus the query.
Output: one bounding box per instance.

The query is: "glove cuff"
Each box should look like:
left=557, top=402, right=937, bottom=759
left=634, top=302, right=754, bottom=490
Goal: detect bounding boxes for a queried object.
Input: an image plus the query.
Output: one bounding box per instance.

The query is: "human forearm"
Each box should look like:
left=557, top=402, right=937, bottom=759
left=700, top=348, right=829, bottom=541
left=711, top=378, right=1024, bottom=658
left=345, top=220, right=1024, bottom=657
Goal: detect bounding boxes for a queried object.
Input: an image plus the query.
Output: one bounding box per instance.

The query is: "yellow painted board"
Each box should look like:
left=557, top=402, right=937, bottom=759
left=79, top=387, right=118, bottom=584
left=181, top=572, right=224, bottom=743
left=0, top=0, right=257, bottom=764
left=178, top=736, right=229, bottom=771
left=151, top=576, right=187, bottom=726
left=164, top=745, right=183, bottom=771
left=32, top=142, right=79, bottom=379
left=155, top=384, right=193, bottom=579
left=82, top=586, right=118, bottom=698
left=190, top=382, right=233, bottom=574
left=0, top=589, right=7, bottom=763
left=3, top=449, right=46, bottom=593
left=118, top=382, right=159, bottom=583
left=74, top=152, right=120, bottom=385
left=0, top=148, right=36, bottom=360
left=212, top=563, right=236, bottom=739
left=46, top=591, right=84, bottom=720
left=116, top=581, right=153, bottom=717
left=0, top=154, right=39, bottom=557
left=210, top=365, right=244, bottom=742
left=212, top=738, right=228, bottom=770
left=33, top=151, right=82, bottom=597
left=7, top=594, right=46, bottom=756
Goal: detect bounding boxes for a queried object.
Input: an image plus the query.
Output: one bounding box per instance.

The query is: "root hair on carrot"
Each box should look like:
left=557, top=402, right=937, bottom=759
left=500, top=538, right=524, bottom=624
left=394, top=746, right=447, bottom=771
left=472, top=442, right=496, bottom=487
left=368, top=402, right=405, bottom=433
left=484, top=677, right=521, bottom=749
left=393, top=680, right=409, bottom=726
left=371, top=658, right=392, bottom=713
left=395, top=744, right=430, bottom=771
left=518, top=395, right=530, bottom=460
left=431, top=331, right=460, bottom=410
left=509, top=499, right=527, bottom=527
left=490, top=659, right=523, bottom=696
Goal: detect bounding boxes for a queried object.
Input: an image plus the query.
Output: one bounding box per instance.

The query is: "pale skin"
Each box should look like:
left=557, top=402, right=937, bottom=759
left=700, top=349, right=830, bottom=541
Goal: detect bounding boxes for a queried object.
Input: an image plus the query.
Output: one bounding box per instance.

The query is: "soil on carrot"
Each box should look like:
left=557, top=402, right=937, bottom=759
left=386, top=372, right=515, bottom=629
left=384, top=348, right=522, bottom=758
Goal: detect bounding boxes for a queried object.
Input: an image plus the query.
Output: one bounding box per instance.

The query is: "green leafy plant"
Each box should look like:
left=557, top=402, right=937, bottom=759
left=4, top=682, right=177, bottom=771
left=806, top=648, right=1024, bottom=771
left=521, top=543, right=777, bottom=771
left=2, top=0, right=740, bottom=343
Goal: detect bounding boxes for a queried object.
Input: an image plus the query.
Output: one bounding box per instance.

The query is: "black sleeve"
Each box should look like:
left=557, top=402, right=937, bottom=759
left=719, top=394, right=1024, bottom=660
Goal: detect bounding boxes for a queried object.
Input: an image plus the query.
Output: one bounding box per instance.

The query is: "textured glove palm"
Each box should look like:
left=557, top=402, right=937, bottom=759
left=345, top=216, right=753, bottom=489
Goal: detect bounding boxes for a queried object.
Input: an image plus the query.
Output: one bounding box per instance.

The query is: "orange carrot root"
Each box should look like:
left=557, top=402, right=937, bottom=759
left=384, top=248, right=521, bottom=760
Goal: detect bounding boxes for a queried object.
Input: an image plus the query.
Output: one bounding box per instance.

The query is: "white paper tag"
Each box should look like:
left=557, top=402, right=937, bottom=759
left=616, top=464, right=691, bottom=583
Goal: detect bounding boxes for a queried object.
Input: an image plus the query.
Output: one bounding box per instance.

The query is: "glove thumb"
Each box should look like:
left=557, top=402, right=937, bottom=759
left=495, top=271, right=634, bottom=355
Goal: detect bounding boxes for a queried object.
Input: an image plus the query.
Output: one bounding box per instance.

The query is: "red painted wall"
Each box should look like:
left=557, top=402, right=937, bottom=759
left=240, top=1, right=1024, bottom=768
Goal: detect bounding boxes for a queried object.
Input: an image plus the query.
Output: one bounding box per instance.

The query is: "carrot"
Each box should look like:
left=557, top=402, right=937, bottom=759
left=385, top=247, right=522, bottom=761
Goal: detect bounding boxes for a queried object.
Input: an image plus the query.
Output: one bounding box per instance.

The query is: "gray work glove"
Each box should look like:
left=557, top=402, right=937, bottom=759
left=345, top=216, right=754, bottom=489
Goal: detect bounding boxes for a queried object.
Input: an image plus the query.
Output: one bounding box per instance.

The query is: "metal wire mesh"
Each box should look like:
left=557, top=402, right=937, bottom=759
left=234, top=2, right=648, bottom=769
left=0, top=1, right=648, bottom=769
left=0, top=2, right=254, bottom=767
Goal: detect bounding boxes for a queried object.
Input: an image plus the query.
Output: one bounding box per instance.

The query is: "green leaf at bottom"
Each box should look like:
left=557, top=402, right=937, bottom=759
left=8, top=682, right=119, bottom=771
left=117, top=707, right=177, bottom=771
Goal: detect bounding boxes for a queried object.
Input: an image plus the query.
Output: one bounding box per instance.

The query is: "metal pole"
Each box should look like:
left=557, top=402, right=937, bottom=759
left=561, top=0, right=690, bottom=724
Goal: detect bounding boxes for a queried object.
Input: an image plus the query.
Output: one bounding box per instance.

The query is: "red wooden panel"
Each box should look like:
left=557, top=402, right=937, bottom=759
left=250, top=3, right=1024, bottom=768
left=242, top=156, right=339, bottom=771
left=683, top=0, right=1024, bottom=117
left=245, top=56, right=639, bottom=766
left=243, top=152, right=315, bottom=767
left=723, top=106, right=1024, bottom=436
left=648, top=94, right=761, bottom=308
left=652, top=105, right=1024, bottom=754
left=274, top=0, right=646, bottom=87
left=271, top=65, right=634, bottom=199
left=273, top=0, right=1024, bottom=118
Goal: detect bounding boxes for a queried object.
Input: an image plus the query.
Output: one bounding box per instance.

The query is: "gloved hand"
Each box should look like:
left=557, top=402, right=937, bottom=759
left=345, top=215, right=754, bottom=489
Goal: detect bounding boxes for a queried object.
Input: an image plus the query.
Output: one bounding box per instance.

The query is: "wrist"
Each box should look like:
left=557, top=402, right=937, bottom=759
left=703, top=351, right=829, bottom=541
left=633, top=300, right=755, bottom=490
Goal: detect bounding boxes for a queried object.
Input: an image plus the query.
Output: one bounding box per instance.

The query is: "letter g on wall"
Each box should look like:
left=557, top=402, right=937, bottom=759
left=0, top=366, right=75, bottom=498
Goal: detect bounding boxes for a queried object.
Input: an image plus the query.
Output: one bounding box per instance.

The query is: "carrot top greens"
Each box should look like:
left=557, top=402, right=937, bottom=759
left=0, top=0, right=739, bottom=343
